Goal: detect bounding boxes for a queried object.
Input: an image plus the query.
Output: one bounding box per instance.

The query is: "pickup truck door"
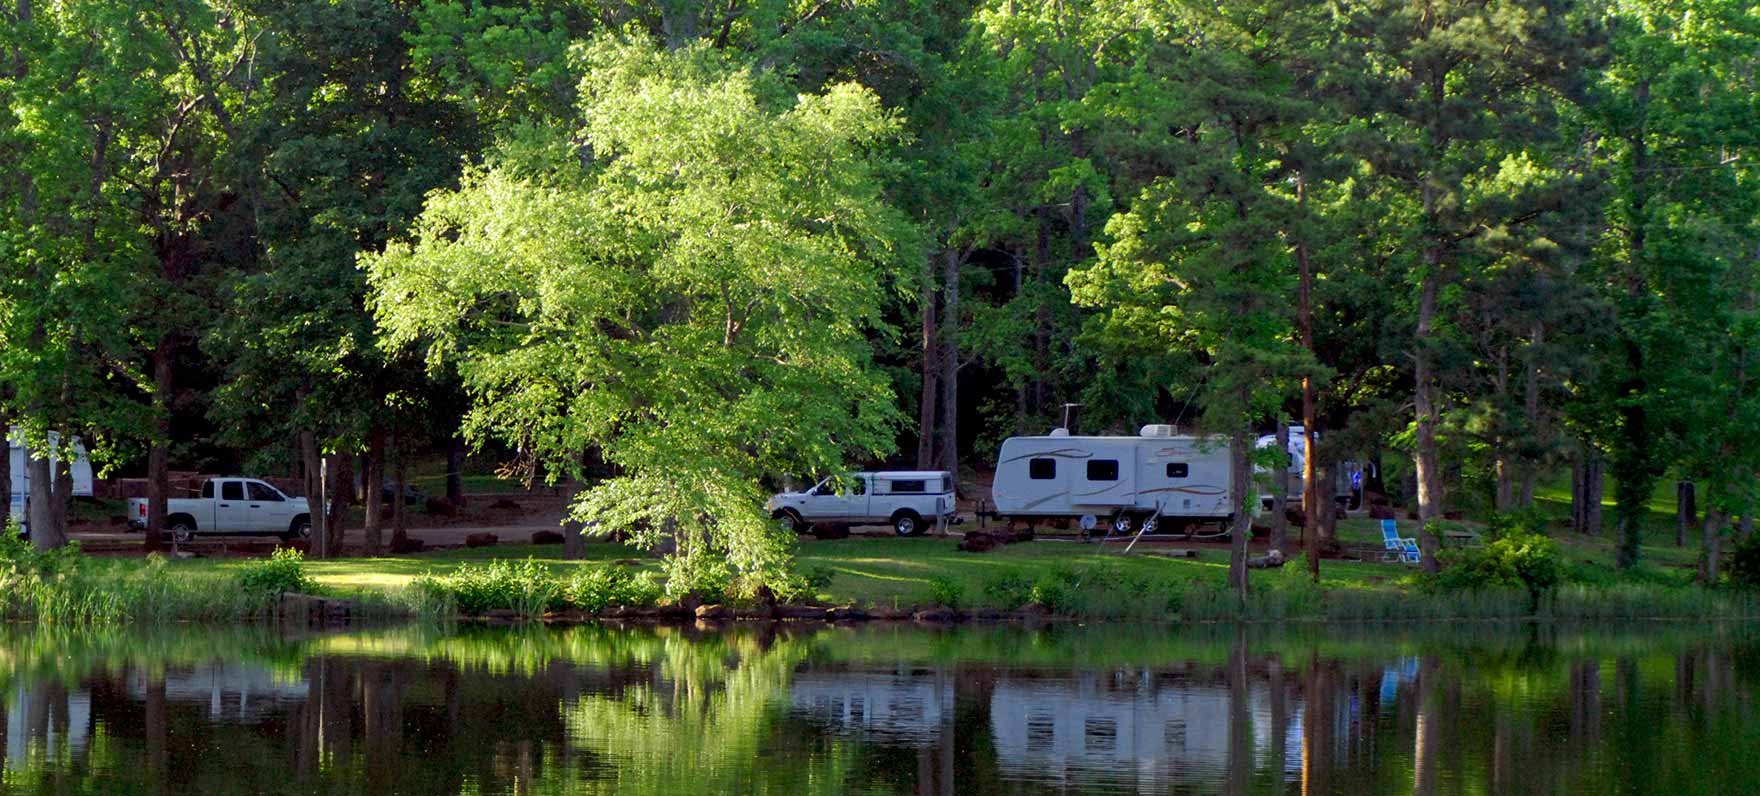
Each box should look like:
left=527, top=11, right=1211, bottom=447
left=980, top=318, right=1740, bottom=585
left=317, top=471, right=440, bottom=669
left=802, top=476, right=867, bottom=520
left=246, top=481, right=293, bottom=532
left=215, top=480, right=255, bottom=532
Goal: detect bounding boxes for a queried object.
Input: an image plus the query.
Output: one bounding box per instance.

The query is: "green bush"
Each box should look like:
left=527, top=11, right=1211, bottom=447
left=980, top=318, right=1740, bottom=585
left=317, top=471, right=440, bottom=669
left=770, top=565, right=835, bottom=604
left=662, top=556, right=733, bottom=604
left=1437, top=532, right=1561, bottom=609
left=235, top=548, right=312, bottom=601
left=982, top=570, right=1034, bottom=609
left=927, top=575, right=964, bottom=609
left=563, top=568, right=629, bottom=613
left=415, top=559, right=563, bottom=618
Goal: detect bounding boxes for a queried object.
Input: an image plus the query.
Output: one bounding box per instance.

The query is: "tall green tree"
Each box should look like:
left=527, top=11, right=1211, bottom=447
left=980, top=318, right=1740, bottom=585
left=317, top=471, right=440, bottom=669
left=368, top=36, right=920, bottom=587
left=1335, top=0, right=1597, bottom=569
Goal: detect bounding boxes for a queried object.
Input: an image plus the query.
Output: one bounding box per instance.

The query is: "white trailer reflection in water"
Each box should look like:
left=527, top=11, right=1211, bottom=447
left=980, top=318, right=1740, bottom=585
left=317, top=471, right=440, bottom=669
left=990, top=672, right=1304, bottom=791
left=788, top=670, right=952, bottom=747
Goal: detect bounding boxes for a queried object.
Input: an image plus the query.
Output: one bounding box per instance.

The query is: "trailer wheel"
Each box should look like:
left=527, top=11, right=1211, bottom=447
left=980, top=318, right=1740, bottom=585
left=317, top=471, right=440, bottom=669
left=892, top=510, right=924, bottom=537
left=1111, top=511, right=1135, bottom=537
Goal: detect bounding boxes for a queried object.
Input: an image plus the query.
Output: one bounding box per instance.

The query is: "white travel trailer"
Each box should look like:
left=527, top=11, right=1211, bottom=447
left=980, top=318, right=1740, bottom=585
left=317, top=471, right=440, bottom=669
left=990, top=425, right=1238, bottom=535
left=1252, top=426, right=1363, bottom=510
left=7, top=431, right=96, bottom=536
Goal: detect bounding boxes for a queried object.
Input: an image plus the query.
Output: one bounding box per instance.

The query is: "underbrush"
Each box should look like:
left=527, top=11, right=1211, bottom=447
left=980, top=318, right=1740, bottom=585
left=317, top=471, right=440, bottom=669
left=413, top=559, right=666, bottom=620
left=0, top=523, right=342, bottom=624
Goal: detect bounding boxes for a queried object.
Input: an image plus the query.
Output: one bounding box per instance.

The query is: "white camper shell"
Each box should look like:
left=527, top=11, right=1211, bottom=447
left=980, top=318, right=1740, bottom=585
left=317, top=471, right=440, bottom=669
left=991, top=425, right=1235, bottom=535
left=769, top=470, right=958, bottom=537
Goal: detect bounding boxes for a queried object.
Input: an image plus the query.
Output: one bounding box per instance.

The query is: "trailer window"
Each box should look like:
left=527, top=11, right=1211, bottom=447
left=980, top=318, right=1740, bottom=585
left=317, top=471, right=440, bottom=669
left=889, top=479, right=927, bottom=494
left=1165, top=462, right=1189, bottom=478
left=1028, top=459, right=1057, bottom=480
left=221, top=482, right=244, bottom=501
left=1086, top=460, right=1120, bottom=481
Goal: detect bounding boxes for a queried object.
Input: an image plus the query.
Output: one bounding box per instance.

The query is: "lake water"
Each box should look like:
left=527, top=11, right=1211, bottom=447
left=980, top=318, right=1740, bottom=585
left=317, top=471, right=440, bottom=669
left=0, top=621, right=1753, bottom=795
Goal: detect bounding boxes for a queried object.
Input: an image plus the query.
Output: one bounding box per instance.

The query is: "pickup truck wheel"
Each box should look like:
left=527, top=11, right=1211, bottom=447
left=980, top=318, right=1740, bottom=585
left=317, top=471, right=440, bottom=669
left=283, top=517, right=312, bottom=542
left=892, top=510, right=924, bottom=537
left=774, top=510, right=809, bottom=534
left=168, top=518, right=196, bottom=544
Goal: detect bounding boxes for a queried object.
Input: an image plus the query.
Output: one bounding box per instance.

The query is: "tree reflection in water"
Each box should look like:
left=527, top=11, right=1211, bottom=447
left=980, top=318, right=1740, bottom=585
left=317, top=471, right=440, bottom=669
left=0, top=622, right=1751, bottom=794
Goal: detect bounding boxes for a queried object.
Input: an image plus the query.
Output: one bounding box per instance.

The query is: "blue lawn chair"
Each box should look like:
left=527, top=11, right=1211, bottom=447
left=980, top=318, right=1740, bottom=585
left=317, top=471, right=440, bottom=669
left=1380, top=519, right=1420, bottom=565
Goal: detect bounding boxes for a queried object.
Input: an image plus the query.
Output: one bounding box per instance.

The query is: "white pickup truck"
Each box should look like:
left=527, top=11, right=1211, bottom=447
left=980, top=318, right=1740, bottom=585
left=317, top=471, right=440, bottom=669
left=127, top=477, right=313, bottom=542
left=768, top=470, right=959, bottom=537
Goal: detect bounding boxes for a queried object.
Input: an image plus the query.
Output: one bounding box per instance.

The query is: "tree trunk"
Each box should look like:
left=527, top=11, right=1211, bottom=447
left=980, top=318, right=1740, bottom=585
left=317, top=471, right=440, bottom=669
left=1493, top=449, right=1515, bottom=514
left=27, top=451, right=61, bottom=549
left=1270, top=420, right=1290, bottom=552
left=1740, top=514, right=1754, bottom=542
left=364, top=424, right=385, bottom=555
left=144, top=336, right=173, bottom=553
left=1228, top=428, right=1251, bottom=601
left=1413, top=270, right=1444, bottom=573
left=391, top=439, right=409, bottom=550
left=1701, top=509, right=1723, bottom=585
left=300, top=430, right=327, bottom=558
left=937, top=248, right=960, bottom=478
left=50, top=448, right=70, bottom=536
left=0, top=417, right=10, bottom=532
left=1296, top=171, right=1322, bottom=582
left=917, top=257, right=939, bottom=468
left=1519, top=321, right=1545, bottom=508
left=561, top=477, right=585, bottom=560
left=325, top=452, right=354, bottom=554
left=1317, top=458, right=1339, bottom=542
left=1571, top=450, right=1585, bottom=532
left=1584, top=452, right=1604, bottom=536
left=1676, top=481, right=1694, bottom=548
left=445, top=436, right=465, bottom=508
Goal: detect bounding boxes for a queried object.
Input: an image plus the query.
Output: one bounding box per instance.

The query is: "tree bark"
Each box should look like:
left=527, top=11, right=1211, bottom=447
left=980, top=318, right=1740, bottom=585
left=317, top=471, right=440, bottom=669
left=1317, top=457, right=1339, bottom=543
left=1584, top=452, right=1604, bottom=536
left=1296, top=170, right=1320, bottom=581
left=1271, top=420, right=1290, bottom=552
left=1519, top=321, right=1545, bottom=508
left=1571, top=450, right=1585, bottom=532
left=445, top=436, right=464, bottom=508
left=300, top=430, right=327, bottom=557
left=917, top=257, right=939, bottom=468
left=391, top=438, right=409, bottom=550
left=364, top=423, right=385, bottom=555
left=1676, top=481, right=1694, bottom=548
left=937, top=248, right=960, bottom=478
left=324, top=452, right=354, bottom=554
left=1701, top=509, right=1723, bottom=585
left=1228, top=428, right=1251, bottom=601
left=26, top=450, right=61, bottom=549
left=144, top=335, right=173, bottom=553
left=1413, top=270, right=1444, bottom=573
left=0, top=417, right=10, bottom=532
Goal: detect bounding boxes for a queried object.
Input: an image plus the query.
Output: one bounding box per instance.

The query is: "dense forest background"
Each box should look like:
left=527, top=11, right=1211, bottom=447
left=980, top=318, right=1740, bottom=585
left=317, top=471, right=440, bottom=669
left=0, top=0, right=1755, bottom=582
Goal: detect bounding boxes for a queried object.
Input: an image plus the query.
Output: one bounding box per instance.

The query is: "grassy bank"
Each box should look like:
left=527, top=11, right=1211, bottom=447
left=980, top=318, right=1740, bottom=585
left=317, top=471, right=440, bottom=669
left=8, top=531, right=1741, bottom=626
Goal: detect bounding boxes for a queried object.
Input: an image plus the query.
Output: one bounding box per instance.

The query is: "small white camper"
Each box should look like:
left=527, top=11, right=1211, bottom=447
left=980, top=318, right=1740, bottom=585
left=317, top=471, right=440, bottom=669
left=990, top=425, right=1237, bottom=535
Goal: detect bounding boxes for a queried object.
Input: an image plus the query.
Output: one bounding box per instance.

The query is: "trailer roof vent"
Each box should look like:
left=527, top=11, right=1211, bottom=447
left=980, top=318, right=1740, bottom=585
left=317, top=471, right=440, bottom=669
left=1048, top=427, right=1070, bottom=437
left=1139, top=424, right=1177, bottom=437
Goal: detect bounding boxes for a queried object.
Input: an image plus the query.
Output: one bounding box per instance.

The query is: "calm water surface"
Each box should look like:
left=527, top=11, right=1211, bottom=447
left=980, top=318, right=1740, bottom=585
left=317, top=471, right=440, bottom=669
left=0, top=621, right=1754, bottom=795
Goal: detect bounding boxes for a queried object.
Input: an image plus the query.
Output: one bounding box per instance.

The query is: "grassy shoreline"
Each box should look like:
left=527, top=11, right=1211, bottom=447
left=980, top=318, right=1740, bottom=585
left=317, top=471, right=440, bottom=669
left=2, top=533, right=1751, bottom=626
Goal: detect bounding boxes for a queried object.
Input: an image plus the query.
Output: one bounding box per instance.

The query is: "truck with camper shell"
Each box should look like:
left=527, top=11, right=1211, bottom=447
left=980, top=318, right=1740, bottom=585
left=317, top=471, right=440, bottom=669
left=990, top=425, right=1241, bottom=536
left=127, top=477, right=313, bottom=542
left=769, top=470, right=958, bottom=537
